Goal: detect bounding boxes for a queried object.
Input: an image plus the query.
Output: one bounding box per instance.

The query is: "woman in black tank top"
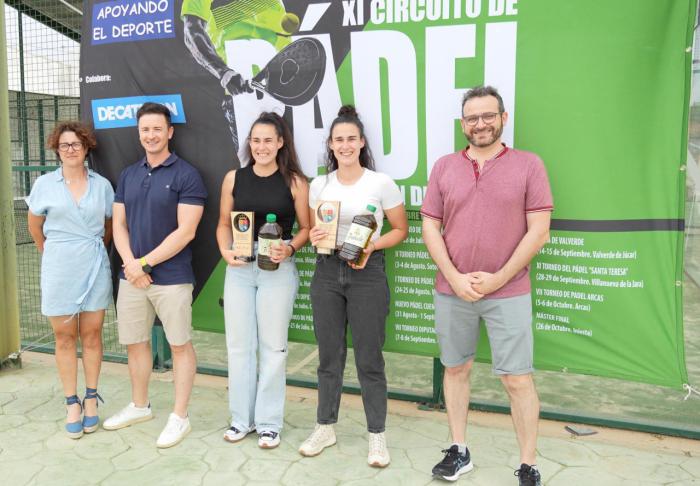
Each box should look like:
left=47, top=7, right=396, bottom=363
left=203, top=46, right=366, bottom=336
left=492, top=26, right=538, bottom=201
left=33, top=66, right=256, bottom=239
left=232, top=165, right=295, bottom=240
left=216, top=112, right=310, bottom=449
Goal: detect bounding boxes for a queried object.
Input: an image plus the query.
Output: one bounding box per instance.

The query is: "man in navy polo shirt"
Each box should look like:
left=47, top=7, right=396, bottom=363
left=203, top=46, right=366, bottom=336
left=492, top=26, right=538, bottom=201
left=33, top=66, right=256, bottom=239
left=103, top=102, right=207, bottom=449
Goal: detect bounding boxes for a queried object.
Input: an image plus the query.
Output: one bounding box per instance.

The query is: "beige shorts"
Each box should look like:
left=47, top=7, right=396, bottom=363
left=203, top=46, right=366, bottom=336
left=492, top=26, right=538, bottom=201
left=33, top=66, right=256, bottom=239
left=116, top=279, right=194, bottom=346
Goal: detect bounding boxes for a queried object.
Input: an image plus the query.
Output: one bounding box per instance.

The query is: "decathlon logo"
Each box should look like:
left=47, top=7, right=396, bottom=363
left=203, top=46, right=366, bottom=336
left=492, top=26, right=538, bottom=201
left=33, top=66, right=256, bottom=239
left=91, top=95, right=186, bottom=129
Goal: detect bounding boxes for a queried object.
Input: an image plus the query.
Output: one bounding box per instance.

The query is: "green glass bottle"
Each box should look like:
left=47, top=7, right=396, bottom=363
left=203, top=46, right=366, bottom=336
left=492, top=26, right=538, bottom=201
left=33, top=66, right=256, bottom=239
left=258, top=213, right=282, bottom=271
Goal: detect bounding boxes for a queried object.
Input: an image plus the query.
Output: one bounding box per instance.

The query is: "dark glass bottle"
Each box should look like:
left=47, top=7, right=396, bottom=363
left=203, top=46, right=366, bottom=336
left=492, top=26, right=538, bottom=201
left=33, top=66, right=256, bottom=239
left=338, top=204, right=378, bottom=265
left=258, top=213, right=282, bottom=271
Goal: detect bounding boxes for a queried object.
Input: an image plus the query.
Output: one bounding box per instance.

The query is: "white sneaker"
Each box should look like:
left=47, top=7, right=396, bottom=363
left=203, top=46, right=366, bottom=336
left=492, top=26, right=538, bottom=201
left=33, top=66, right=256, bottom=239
left=298, top=424, right=336, bottom=457
left=368, top=432, right=390, bottom=467
left=156, top=413, right=191, bottom=448
left=258, top=430, right=281, bottom=449
left=223, top=425, right=255, bottom=443
left=102, top=402, right=153, bottom=430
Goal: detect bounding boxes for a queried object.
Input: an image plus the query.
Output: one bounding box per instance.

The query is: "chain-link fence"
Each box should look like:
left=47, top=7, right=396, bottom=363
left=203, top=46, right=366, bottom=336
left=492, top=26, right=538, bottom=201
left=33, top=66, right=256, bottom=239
left=5, top=1, right=123, bottom=357
left=4, top=0, right=699, bottom=438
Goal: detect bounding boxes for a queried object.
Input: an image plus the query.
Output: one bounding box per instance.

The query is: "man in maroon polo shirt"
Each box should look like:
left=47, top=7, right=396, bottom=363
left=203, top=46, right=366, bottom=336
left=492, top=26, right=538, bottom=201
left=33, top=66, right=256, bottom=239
left=421, top=86, right=553, bottom=486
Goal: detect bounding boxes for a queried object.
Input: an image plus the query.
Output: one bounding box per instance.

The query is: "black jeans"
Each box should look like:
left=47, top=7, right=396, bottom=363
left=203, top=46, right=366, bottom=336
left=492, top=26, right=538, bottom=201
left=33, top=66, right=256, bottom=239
left=310, top=251, right=390, bottom=433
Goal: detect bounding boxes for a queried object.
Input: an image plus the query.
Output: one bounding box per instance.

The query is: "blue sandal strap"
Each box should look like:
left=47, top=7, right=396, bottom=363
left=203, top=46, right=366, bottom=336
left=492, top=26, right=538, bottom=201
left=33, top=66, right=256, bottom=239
left=65, top=394, right=82, bottom=408
left=65, top=395, right=84, bottom=436
left=83, top=388, right=104, bottom=407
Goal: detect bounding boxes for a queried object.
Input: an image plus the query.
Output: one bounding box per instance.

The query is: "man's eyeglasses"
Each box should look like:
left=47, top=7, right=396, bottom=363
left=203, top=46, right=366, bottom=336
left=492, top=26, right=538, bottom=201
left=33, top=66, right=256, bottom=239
left=462, top=112, right=501, bottom=126
left=58, top=142, right=84, bottom=152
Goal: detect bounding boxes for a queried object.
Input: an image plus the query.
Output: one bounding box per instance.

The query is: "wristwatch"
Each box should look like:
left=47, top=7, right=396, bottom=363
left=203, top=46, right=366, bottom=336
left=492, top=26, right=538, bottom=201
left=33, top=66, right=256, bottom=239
left=140, top=257, right=153, bottom=274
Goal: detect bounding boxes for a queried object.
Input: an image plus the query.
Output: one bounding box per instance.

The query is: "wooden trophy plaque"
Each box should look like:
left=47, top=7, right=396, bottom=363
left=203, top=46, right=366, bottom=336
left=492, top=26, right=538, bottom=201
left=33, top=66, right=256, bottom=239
left=230, top=211, right=255, bottom=262
left=315, top=201, right=341, bottom=254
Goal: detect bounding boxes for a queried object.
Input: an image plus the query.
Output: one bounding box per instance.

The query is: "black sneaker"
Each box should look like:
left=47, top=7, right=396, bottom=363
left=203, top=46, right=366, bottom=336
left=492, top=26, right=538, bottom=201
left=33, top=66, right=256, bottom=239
left=432, top=445, right=473, bottom=481
left=514, top=463, right=542, bottom=486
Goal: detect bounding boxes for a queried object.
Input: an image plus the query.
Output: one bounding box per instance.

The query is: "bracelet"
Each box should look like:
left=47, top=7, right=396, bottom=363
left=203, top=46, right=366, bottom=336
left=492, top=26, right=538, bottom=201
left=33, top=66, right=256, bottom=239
left=287, top=243, right=297, bottom=257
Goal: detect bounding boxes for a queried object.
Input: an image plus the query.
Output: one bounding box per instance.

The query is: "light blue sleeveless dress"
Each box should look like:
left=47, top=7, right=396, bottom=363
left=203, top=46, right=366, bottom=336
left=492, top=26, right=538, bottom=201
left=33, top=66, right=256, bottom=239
left=27, top=167, right=114, bottom=317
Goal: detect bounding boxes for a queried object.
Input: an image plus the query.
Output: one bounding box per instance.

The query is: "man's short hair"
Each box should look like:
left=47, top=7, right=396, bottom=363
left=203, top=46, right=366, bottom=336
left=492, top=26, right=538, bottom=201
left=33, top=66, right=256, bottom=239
left=461, top=85, right=505, bottom=113
left=136, top=102, right=172, bottom=126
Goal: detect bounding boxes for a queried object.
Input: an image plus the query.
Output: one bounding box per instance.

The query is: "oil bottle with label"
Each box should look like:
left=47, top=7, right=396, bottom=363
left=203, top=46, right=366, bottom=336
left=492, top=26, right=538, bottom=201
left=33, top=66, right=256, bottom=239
left=258, top=213, right=282, bottom=271
left=338, top=204, right=377, bottom=265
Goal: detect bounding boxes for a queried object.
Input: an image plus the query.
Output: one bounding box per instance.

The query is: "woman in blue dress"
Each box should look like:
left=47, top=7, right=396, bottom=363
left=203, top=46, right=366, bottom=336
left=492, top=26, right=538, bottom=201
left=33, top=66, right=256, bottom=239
left=27, top=122, right=114, bottom=439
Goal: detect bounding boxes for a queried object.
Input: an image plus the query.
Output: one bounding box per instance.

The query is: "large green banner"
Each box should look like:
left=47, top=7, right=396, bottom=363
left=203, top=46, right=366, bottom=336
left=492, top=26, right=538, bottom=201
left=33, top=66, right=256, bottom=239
left=193, top=0, right=692, bottom=388
left=81, top=0, right=693, bottom=388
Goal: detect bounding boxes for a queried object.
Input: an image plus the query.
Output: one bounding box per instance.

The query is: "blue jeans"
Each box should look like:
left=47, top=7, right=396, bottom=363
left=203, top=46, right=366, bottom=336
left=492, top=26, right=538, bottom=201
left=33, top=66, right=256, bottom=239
left=223, top=257, right=298, bottom=433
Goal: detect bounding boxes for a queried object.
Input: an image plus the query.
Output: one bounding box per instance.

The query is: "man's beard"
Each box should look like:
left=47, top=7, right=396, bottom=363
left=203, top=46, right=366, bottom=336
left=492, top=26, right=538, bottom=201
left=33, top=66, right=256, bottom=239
left=466, top=123, right=503, bottom=148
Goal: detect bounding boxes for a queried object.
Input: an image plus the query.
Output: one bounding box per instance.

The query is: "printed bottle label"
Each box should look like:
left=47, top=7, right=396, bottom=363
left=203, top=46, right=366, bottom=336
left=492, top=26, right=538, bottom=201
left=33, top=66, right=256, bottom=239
left=258, top=238, right=281, bottom=257
left=344, top=223, right=373, bottom=247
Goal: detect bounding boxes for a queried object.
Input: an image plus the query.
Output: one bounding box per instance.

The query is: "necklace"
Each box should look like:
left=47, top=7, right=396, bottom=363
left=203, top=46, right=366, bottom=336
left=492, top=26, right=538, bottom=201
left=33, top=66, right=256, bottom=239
left=64, top=168, right=87, bottom=185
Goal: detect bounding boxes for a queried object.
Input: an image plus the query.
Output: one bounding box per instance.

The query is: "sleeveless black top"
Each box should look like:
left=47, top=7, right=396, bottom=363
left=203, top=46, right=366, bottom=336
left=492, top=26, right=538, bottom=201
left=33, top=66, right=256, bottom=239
left=232, top=165, right=295, bottom=240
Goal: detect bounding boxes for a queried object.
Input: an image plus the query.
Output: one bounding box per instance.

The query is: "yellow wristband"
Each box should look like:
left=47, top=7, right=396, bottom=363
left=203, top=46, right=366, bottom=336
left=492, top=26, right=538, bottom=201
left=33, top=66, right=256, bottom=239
left=140, top=257, right=148, bottom=267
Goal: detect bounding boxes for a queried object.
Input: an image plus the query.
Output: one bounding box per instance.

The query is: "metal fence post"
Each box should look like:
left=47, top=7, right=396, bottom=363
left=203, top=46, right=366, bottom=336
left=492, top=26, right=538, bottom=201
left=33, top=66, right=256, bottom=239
left=16, top=7, right=29, bottom=194
left=151, top=318, right=171, bottom=371
left=37, top=100, right=45, bottom=165
left=0, top=0, right=22, bottom=365
left=418, top=357, right=445, bottom=411
left=431, top=357, right=444, bottom=406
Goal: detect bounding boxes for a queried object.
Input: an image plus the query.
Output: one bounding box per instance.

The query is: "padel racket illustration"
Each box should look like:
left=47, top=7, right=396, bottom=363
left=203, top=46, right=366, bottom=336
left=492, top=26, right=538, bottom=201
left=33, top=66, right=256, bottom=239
left=249, top=37, right=326, bottom=106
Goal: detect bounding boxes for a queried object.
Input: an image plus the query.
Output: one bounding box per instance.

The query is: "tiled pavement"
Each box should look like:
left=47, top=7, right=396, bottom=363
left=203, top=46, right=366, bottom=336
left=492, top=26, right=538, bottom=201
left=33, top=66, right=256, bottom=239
left=1, top=353, right=699, bottom=486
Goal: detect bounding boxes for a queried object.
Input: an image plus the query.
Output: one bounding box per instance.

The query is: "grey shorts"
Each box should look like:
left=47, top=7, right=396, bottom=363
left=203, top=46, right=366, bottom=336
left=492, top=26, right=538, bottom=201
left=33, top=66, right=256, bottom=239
left=434, top=292, right=534, bottom=375
left=116, top=279, right=194, bottom=346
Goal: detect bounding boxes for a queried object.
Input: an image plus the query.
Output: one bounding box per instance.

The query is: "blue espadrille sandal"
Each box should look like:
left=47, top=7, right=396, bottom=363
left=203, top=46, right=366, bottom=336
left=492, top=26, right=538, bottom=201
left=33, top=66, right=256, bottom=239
left=65, top=395, right=83, bottom=439
left=82, top=388, right=104, bottom=433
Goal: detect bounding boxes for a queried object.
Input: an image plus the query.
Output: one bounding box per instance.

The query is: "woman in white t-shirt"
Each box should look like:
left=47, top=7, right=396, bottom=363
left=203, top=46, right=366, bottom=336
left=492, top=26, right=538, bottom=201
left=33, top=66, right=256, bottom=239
left=298, top=105, right=408, bottom=467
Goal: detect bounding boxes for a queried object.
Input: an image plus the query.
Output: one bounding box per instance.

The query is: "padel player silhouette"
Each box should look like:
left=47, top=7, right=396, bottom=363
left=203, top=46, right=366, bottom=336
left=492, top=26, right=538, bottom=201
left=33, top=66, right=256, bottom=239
left=182, top=0, right=325, bottom=165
